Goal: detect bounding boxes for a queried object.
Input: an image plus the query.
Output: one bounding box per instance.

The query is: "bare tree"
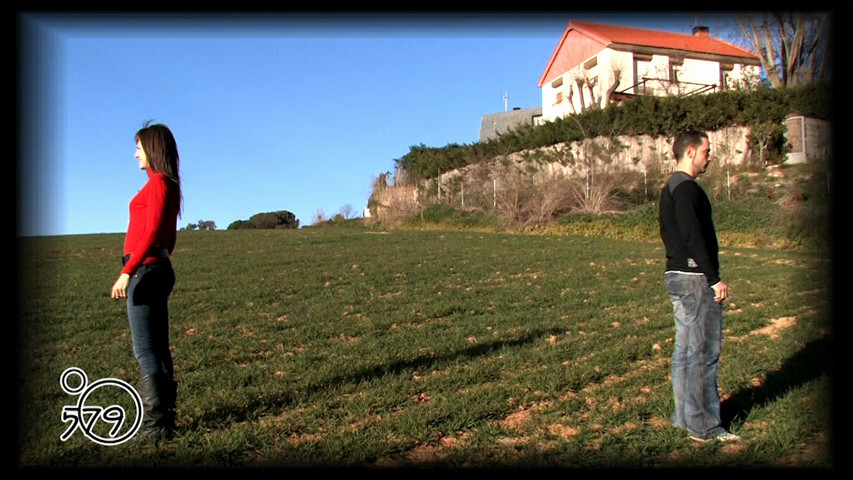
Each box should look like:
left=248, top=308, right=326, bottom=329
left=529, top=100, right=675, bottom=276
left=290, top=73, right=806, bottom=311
left=564, top=82, right=578, bottom=115
left=600, top=64, right=623, bottom=107
left=736, top=12, right=831, bottom=87
left=523, top=172, right=575, bottom=227
left=574, top=77, right=587, bottom=112
left=565, top=61, right=623, bottom=114
left=338, top=204, right=356, bottom=219
left=564, top=115, right=628, bottom=214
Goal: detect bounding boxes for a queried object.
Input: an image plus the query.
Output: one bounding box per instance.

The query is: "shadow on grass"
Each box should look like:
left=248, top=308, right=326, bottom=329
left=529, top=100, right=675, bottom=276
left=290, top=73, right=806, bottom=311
left=185, top=326, right=567, bottom=430
left=721, top=335, right=833, bottom=428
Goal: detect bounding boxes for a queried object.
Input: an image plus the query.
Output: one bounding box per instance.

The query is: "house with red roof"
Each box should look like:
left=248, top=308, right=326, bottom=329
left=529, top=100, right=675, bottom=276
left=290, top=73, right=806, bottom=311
left=538, top=20, right=761, bottom=122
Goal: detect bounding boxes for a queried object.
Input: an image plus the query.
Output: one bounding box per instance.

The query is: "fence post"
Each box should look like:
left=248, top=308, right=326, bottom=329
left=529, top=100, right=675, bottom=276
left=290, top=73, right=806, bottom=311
left=727, top=168, right=731, bottom=200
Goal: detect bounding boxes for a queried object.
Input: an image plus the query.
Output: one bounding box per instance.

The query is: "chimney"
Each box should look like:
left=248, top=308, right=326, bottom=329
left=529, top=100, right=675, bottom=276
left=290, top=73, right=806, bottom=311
left=692, top=25, right=710, bottom=37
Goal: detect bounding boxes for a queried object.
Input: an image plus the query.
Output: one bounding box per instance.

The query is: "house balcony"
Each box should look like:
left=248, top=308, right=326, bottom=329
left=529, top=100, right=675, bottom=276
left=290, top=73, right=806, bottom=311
left=614, top=77, right=719, bottom=102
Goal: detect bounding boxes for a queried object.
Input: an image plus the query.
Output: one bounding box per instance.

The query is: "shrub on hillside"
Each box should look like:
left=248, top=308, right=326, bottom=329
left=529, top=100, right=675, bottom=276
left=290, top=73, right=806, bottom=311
left=405, top=204, right=501, bottom=230
left=227, top=210, right=300, bottom=230
left=394, top=84, right=830, bottom=181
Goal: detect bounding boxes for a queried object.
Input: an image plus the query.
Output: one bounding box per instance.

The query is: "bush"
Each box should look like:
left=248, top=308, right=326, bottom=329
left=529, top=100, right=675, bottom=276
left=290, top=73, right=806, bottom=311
left=227, top=210, right=300, bottom=230
left=544, top=164, right=832, bottom=251
left=405, top=204, right=502, bottom=230
left=393, top=84, right=831, bottom=181
left=713, top=197, right=777, bottom=232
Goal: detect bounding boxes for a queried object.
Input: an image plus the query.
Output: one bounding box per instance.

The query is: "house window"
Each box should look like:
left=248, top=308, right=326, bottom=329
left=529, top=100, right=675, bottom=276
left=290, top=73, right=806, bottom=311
left=669, top=57, right=683, bottom=84
left=670, top=66, right=681, bottom=84
left=633, top=53, right=653, bottom=94
left=551, top=76, right=563, bottom=88
left=584, top=56, right=598, bottom=70
left=554, top=91, right=563, bottom=105
left=720, top=63, right=733, bottom=90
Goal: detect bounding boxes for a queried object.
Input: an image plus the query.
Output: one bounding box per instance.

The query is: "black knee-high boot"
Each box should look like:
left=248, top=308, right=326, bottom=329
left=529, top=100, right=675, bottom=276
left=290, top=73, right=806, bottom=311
left=137, top=373, right=177, bottom=438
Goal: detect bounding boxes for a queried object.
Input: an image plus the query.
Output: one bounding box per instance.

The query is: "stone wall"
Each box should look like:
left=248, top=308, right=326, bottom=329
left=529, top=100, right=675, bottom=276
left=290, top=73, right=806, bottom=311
left=369, top=119, right=829, bottom=221
left=368, top=184, right=419, bottom=222
left=437, top=125, right=753, bottom=188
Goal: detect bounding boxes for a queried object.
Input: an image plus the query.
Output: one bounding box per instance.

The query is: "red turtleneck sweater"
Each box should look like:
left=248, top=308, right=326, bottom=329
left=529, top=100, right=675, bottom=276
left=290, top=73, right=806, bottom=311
left=121, top=169, right=178, bottom=276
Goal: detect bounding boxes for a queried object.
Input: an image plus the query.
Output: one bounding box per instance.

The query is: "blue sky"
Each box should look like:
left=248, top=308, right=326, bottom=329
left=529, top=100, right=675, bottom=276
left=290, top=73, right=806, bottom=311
left=18, top=11, right=739, bottom=236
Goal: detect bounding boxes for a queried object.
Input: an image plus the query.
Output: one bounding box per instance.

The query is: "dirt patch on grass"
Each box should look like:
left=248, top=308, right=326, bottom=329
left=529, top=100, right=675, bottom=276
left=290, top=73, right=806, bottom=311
left=496, top=401, right=554, bottom=431
left=403, top=431, right=474, bottom=463
left=731, top=316, right=798, bottom=341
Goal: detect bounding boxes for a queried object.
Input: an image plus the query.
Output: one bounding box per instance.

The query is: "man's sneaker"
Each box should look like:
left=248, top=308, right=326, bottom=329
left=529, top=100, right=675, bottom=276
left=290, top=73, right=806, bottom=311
left=714, top=431, right=741, bottom=442
left=689, top=431, right=741, bottom=443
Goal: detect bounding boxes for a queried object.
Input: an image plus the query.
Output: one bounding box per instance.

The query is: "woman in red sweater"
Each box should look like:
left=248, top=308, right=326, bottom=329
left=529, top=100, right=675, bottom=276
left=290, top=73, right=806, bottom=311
left=110, top=121, right=182, bottom=439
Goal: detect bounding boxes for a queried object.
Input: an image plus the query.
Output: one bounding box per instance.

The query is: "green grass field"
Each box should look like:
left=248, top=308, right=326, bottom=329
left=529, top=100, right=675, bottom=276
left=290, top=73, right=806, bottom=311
left=17, top=227, right=833, bottom=468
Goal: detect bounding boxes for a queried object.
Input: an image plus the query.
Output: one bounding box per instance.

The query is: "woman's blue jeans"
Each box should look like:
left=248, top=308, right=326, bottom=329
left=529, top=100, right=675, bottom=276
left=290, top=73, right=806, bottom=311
left=127, top=262, right=175, bottom=378
left=665, top=271, right=725, bottom=438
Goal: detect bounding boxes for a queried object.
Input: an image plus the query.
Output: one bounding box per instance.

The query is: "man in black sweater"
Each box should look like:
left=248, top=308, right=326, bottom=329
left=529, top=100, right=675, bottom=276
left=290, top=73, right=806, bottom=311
left=659, top=130, right=739, bottom=443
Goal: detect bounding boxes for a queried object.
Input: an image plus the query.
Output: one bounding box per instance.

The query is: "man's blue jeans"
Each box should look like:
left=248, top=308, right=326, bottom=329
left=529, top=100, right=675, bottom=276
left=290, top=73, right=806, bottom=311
left=665, top=271, right=725, bottom=438
left=127, top=262, right=175, bottom=378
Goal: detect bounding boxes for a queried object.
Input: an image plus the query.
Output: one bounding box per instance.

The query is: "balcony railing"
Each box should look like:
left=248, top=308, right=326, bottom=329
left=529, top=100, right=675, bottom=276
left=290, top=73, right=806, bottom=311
left=615, top=77, right=719, bottom=99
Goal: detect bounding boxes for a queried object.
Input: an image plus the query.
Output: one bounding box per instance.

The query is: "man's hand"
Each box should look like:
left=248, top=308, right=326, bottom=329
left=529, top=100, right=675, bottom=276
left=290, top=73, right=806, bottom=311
left=712, top=281, right=727, bottom=303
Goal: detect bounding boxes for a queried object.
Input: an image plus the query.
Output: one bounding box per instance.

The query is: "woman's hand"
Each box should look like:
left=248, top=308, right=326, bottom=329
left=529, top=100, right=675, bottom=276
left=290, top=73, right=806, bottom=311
left=111, top=273, right=130, bottom=299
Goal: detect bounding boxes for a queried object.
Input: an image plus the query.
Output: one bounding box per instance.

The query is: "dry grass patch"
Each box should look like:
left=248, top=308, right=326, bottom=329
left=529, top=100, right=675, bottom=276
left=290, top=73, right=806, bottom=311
left=404, top=431, right=474, bottom=463
left=731, top=315, right=798, bottom=341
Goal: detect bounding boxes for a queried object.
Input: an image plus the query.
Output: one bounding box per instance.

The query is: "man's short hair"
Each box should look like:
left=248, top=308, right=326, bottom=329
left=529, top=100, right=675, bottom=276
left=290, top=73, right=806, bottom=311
left=672, top=130, right=709, bottom=161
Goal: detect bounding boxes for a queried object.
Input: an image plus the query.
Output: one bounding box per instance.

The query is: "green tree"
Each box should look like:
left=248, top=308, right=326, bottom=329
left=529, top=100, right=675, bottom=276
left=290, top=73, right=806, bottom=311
left=227, top=210, right=299, bottom=230
left=197, top=220, right=217, bottom=231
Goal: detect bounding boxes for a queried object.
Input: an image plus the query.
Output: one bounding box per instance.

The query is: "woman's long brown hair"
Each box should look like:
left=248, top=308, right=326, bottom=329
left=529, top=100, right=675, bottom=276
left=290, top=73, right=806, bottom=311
left=135, top=120, right=183, bottom=216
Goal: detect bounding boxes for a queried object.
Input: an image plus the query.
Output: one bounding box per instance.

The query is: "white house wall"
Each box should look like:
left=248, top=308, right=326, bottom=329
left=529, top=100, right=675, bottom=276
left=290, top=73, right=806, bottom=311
left=540, top=68, right=566, bottom=121
left=541, top=48, right=625, bottom=121
left=674, top=58, right=717, bottom=95
left=543, top=50, right=760, bottom=123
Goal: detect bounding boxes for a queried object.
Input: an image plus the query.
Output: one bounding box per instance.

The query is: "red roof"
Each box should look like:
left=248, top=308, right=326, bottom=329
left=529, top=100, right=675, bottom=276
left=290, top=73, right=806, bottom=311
left=539, top=20, right=759, bottom=87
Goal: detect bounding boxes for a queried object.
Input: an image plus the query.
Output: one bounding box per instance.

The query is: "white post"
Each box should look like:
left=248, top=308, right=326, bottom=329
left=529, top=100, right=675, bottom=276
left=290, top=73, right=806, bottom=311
left=727, top=168, right=731, bottom=200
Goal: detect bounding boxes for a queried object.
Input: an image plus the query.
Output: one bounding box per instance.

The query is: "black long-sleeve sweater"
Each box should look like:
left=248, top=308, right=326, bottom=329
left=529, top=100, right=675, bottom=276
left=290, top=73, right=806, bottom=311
left=658, top=171, right=721, bottom=286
